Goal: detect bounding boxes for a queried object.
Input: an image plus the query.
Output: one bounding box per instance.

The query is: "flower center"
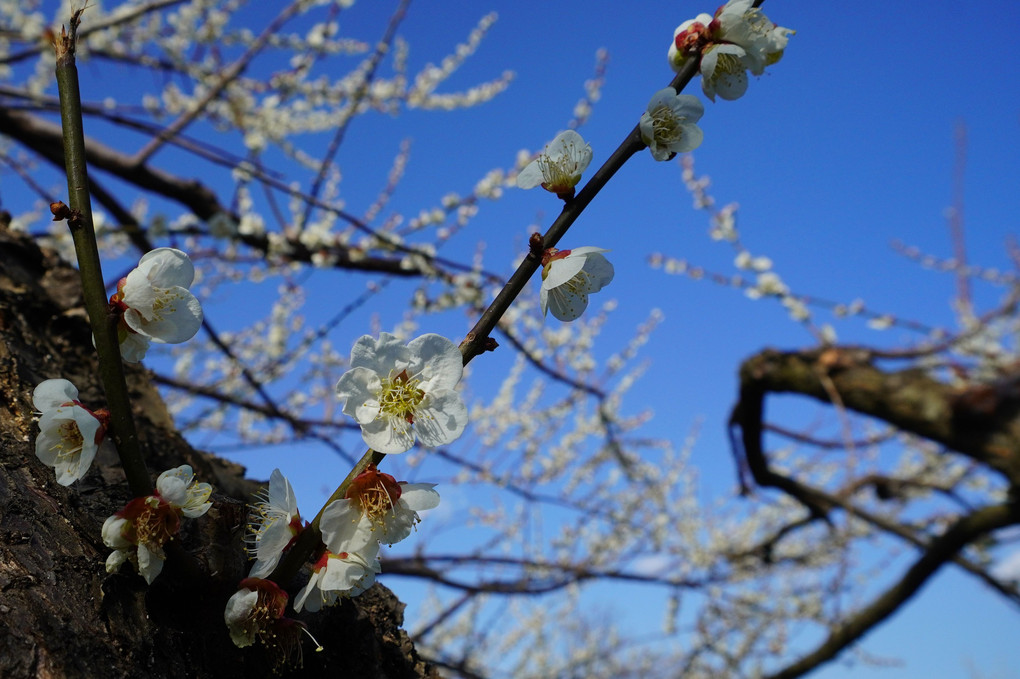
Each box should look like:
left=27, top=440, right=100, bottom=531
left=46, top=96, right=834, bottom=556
left=346, top=466, right=402, bottom=525
left=124, top=496, right=181, bottom=551
left=713, top=50, right=745, bottom=78
left=53, top=420, right=85, bottom=465
left=237, top=578, right=289, bottom=645
left=563, top=269, right=593, bottom=296
left=649, top=104, right=684, bottom=145
left=538, top=155, right=575, bottom=191
left=378, top=369, right=425, bottom=424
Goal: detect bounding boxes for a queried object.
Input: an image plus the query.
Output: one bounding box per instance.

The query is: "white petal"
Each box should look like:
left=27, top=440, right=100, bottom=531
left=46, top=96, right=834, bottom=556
left=268, top=468, right=299, bottom=515
left=399, top=483, right=440, bottom=511
left=360, top=416, right=415, bottom=454
left=542, top=255, right=589, bottom=290
left=582, top=252, right=615, bottom=291
left=516, top=159, right=546, bottom=189
left=349, top=332, right=407, bottom=372
left=224, top=588, right=259, bottom=646
left=137, top=543, right=164, bottom=584
left=335, top=367, right=382, bottom=424
left=413, top=389, right=468, bottom=448
left=320, top=499, right=375, bottom=553
left=156, top=465, right=192, bottom=505
left=408, top=333, right=463, bottom=391
left=124, top=287, right=203, bottom=343
left=547, top=286, right=588, bottom=322
left=293, top=570, right=323, bottom=613
left=118, top=331, right=151, bottom=363
left=33, top=379, right=78, bottom=411
left=106, top=549, right=128, bottom=573
left=102, top=515, right=132, bottom=550
left=136, top=248, right=196, bottom=289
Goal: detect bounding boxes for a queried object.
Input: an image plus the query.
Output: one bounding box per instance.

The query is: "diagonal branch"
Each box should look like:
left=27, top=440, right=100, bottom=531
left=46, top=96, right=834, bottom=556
left=733, top=346, right=1020, bottom=484
left=764, top=501, right=1020, bottom=679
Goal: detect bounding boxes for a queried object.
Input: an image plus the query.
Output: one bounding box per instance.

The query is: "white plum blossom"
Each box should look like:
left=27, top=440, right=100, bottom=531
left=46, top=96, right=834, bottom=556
left=33, top=378, right=113, bottom=486
left=539, top=247, right=615, bottom=322
left=700, top=43, right=751, bottom=101
left=640, top=88, right=705, bottom=160
left=319, top=465, right=440, bottom=551
left=668, top=0, right=792, bottom=101
left=713, top=0, right=792, bottom=75
left=247, top=469, right=305, bottom=578
left=225, top=585, right=264, bottom=648
left=156, top=464, right=213, bottom=518
left=109, top=248, right=203, bottom=362
left=103, top=465, right=213, bottom=584
left=225, top=577, right=316, bottom=656
left=293, top=542, right=381, bottom=613
left=516, top=130, right=593, bottom=199
left=335, top=333, right=468, bottom=454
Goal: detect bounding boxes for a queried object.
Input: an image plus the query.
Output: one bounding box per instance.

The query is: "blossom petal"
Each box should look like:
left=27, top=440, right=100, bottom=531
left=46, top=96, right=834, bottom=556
left=516, top=160, right=546, bottom=190
left=36, top=406, right=101, bottom=485
left=542, top=254, right=590, bottom=290
left=268, top=468, right=299, bottom=515
left=360, top=416, right=415, bottom=454
left=224, top=588, right=259, bottom=647
left=546, top=285, right=589, bottom=322
left=293, top=570, right=324, bottom=613
left=156, top=465, right=192, bottom=505
left=335, top=366, right=382, bottom=424
left=408, top=333, right=463, bottom=392
left=123, top=287, right=203, bottom=343
left=399, top=483, right=441, bottom=512
left=320, top=499, right=375, bottom=553
left=701, top=44, right=749, bottom=101
left=349, top=332, right=409, bottom=372
left=580, top=252, right=614, bottom=293
left=118, top=331, right=151, bottom=363
left=136, top=248, right=196, bottom=289
left=413, top=388, right=468, bottom=448
left=136, top=543, right=164, bottom=584
left=33, top=379, right=78, bottom=411
left=102, top=515, right=132, bottom=550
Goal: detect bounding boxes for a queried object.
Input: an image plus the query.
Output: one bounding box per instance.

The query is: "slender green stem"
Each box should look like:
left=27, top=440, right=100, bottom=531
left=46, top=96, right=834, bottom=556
left=54, top=13, right=152, bottom=497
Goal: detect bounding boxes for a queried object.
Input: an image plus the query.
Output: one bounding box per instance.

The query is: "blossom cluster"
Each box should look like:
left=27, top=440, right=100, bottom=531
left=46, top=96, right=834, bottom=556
left=31, top=247, right=210, bottom=586
left=228, top=465, right=439, bottom=642
left=669, top=0, right=793, bottom=101
left=226, top=331, right=461, bottom=651
left=103, top=465, right=212, bottom=583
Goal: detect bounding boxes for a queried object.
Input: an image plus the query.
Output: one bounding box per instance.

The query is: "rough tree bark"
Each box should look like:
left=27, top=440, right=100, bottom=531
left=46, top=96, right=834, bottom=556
left=0, top=224, right=437, bottom=678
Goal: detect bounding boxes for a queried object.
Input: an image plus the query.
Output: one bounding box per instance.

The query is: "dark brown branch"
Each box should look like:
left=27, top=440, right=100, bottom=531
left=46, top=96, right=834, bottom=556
left=733, top=346, right=1020, bottom=485
left=382, top=553, right=717, bottom=595
left=764, top=501, right=1020, bottom=679
left=0, top=106, right=478, bottom=278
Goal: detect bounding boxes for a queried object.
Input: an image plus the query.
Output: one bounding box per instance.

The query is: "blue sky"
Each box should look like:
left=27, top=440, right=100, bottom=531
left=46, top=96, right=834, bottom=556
left=6, top=0, right=1020, bottom=676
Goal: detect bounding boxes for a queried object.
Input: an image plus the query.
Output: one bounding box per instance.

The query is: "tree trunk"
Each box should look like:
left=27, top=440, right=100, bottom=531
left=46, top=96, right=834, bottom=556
left=0, top=224, right=436, bottom=679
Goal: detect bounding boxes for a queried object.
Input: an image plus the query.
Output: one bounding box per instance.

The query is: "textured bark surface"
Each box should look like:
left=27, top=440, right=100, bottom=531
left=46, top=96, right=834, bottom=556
left=737, top=347, right=1020, bottom=484
left=0, top=226, right=436, bottom=679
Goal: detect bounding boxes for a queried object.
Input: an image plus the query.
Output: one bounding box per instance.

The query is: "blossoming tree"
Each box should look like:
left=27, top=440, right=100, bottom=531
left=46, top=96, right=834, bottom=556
left=1, top=1, right=1017, bottom=678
